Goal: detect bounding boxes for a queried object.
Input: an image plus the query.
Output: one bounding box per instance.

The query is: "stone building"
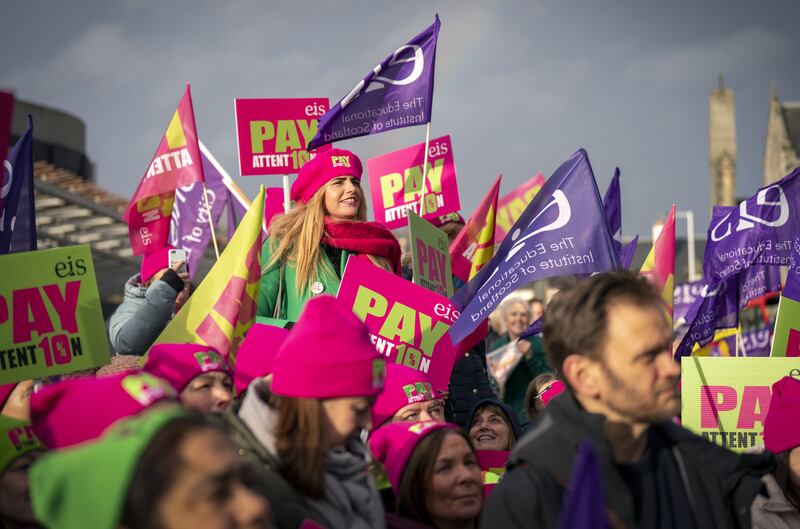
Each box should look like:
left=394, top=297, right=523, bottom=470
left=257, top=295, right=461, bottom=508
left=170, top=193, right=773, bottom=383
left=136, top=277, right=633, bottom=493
left=763, top=83, right=800, bottom=185
left=708, top=76, right=737, bottom=207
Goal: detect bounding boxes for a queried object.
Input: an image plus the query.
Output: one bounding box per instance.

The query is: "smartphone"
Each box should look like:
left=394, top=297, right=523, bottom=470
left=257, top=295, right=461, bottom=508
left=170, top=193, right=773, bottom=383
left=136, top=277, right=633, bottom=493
left=168, top=248, right=188, bottom=274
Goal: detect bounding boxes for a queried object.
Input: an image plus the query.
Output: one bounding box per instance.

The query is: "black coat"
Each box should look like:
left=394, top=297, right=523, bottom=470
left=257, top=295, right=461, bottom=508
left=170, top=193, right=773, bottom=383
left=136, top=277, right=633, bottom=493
left=400, top=266, right=497, bottom=428
left=445, top=337, right=497, bottom=428
left=481, top=392, right=774, bottom=529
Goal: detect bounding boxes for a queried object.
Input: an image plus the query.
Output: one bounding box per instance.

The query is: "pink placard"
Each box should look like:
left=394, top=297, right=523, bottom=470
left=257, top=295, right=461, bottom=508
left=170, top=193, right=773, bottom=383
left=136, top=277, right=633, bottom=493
left=234, top=98, right=330, bottom=176
left=0, top=91, right=13, bottom=161
left=495, top=174, right=546, bottom=239
left=366, top=135, right=460, bottom=229
left=337, top=255, right=459, bottom=390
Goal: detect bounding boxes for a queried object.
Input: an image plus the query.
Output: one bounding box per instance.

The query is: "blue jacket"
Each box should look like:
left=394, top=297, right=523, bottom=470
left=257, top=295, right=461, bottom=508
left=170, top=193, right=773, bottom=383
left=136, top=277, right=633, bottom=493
left=108, top=274, right=179, bottom=356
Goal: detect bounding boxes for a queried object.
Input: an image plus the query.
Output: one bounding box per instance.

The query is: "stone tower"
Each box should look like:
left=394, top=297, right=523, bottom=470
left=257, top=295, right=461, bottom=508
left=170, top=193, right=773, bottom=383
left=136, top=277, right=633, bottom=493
left=709, top=75, right=737, bottom=206
left=763, top=82, right=800, bottom=185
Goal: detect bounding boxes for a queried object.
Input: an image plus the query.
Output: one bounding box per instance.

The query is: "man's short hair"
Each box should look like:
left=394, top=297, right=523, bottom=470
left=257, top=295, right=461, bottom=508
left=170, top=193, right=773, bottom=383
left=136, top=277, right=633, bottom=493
left=541, top=271, right=664, bottom=375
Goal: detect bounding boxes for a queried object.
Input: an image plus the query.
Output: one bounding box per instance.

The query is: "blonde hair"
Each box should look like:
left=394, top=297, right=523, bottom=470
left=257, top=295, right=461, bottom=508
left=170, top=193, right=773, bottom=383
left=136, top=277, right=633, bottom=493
left=265, top=180, right=373, bottom=295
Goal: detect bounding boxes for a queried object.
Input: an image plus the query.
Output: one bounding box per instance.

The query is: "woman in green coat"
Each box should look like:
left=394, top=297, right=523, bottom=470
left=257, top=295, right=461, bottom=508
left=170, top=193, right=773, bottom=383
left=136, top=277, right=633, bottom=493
left=491, top=297, right=551, bottom=417
left=256, top=148, right=401, bottom=327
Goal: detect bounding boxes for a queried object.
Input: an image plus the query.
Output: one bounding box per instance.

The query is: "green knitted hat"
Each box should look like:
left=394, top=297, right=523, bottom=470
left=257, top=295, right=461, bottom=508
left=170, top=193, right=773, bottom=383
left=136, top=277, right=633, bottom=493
left=30, top=405, right=185, bottom=529
left=0, top=416, right=44, bottom=474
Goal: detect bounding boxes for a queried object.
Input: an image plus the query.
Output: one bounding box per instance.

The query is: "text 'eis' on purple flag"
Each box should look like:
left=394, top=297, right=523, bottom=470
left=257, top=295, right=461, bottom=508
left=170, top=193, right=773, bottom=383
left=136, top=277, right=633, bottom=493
left=703, top=167, right=800, bottom=286
left=0, top=115, right=36, bottom=255
left=449, top=149, right=619, bottom=345
left=307, top=15, right=441, bottom=151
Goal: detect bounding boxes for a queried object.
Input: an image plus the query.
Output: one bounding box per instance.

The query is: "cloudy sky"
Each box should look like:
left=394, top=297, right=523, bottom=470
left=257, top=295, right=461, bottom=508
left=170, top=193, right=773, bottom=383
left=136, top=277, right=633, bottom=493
left=2, top=0, right=799, bottom=237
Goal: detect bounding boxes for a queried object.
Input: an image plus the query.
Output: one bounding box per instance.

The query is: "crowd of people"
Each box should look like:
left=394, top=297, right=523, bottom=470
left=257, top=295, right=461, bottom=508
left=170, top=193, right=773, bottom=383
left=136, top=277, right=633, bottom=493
left=2, top=148, right=799, bottom=529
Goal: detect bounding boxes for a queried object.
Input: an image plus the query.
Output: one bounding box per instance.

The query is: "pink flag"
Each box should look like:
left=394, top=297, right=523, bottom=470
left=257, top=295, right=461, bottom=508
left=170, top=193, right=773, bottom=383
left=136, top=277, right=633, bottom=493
left=640, top=205, right=676, bottom=324
left=495, top=174, right=545, bottom=240
left=124, top=86, right=205, bottom=255
left=450, top=176, right=501, bottom=282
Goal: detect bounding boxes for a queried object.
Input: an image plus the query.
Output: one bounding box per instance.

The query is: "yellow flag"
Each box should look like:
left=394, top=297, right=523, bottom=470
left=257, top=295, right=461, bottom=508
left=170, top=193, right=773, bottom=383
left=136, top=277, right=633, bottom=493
left=149, top=186, right=265, bottom=363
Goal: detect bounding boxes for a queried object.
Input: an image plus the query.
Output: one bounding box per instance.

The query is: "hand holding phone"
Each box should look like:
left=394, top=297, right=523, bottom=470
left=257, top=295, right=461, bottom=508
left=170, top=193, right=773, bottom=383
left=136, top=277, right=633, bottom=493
left=168, top=249, right=188, bottom=275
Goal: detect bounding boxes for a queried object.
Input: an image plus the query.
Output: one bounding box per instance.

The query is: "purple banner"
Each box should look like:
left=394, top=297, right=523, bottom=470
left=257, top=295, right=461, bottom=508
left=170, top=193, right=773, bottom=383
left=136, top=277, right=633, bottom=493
left=783, top=235, right=800, bottom=301
left=170, top=145, right=230, bottom=278
left=705, top=326, right=773, bottom=357
left=704, top=169, right=800, bottom=285
left=0, top=115, right=36, bottom=254
left=675, top=263, right=780, bottom=357
left=449, top=149, right=619, bottom=344
left=673, top=280, right=705, bottom=324
left=307, top=16, right=440, bottom=150
left=603, top=167, right=621, bottom=254
left=619, top=234, right=638, bottom=270
left=675, top=278, right=739, bottom=357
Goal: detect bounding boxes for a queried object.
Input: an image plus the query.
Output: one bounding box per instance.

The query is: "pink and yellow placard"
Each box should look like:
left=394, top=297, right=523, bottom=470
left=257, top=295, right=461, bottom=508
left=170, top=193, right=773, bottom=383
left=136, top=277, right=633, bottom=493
left=495, top=174, right=546, bottom=240
left=366, top=135, right=460, bottom=229
left=234, top=98, right=330, bottom=176
left=337, top=255, right=459, bottom=390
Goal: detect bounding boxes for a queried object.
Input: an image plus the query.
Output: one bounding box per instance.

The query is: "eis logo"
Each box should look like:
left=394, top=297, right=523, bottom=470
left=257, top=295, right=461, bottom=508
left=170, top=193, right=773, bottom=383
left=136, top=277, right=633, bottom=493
left=711, top=184, right=789, bottom=242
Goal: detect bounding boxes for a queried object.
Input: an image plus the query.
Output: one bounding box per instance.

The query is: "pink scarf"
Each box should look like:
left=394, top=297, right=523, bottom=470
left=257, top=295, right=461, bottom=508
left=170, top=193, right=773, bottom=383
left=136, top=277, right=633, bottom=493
left=322, top=218, right=401, bottom=274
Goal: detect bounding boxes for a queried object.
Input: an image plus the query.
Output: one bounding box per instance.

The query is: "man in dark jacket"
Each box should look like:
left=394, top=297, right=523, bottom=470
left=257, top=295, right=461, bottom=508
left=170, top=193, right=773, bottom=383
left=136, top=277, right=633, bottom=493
left=482, top=271, right=774, bottom=529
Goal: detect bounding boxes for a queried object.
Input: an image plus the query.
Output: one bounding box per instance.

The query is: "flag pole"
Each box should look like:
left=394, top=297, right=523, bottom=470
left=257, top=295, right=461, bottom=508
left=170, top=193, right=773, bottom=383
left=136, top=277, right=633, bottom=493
left=202, top=182, right=220, bottom=259
left=418, top=121, right=432, bottom=216
left=736, top=326, right=748, bottom=357
left=283, top=174, right=291, bottom=214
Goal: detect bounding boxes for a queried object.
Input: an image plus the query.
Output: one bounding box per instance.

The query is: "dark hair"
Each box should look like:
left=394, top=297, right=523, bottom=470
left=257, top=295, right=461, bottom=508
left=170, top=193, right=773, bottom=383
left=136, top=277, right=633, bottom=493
left=774, top=450, right=800, bottom=511
left=272, top=395, right=327, bottom=499
left=395, top=429, right=477, bottom=525
left=439, top=221, right=465, bottom=245
left=525, top=373, right=557, bottom=419
left=542, top=271, right=663, bottom=379
left=121, top=413, right=227, bottom=529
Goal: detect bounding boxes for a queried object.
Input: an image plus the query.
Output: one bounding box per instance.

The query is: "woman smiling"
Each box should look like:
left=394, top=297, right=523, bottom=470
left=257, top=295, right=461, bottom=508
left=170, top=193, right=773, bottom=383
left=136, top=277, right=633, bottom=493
left=256, top=148, right=401, bottom=327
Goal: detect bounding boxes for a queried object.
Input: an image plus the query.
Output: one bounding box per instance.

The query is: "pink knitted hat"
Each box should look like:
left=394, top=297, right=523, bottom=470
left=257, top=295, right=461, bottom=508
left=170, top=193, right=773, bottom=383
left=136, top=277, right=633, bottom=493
left=271, top=295, right=386, bottom=399
left=371, top=363, right=440, bottom=430
left=143, top=343, right=231, bottom=394
left=430, top=212, right=465, bottom=227
left=540, top=380, right=566, bottom=407
left=763, top=376, right=800, bottom=454
left=234, top=324, right=289, bottom=395
left=140, top=245, right=174, bottom=283
left=30, top=372, right=177, bottom=449
left=369, top=421, right=459, bottom=492
left=290, top=148, right=362, bottom=204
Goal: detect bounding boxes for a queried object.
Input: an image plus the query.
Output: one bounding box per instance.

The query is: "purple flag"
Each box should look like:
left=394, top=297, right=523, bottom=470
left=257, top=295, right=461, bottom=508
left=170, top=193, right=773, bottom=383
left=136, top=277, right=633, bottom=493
left=556, top=440, right=608, bottom=529
left=520, top=316, right=543, bottom=338
left=674, top=278, right=739, bottom=357
left=619, top=234, right=638, bottom=270
left=675, top=263, right=780, bottom=357
left=704, top=168, right=800, bottom=286
left=307, top=16, right=441, bottom=151
left=673, top=280, right=705, bottom=325
left=0, top=115, right=36, bottom=254
left=169, top=143, right=231, bottom=278
left=741, top=326, right=773, bottom=356
left=226, top=184, right=250, bottom=240
left=603, top=167, right=621, bottom=254
left=449, top=149, right=619, bottom=344
left=783, top=234, right=800, bottom=300
left=706, top=326, right=773, bottom=357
